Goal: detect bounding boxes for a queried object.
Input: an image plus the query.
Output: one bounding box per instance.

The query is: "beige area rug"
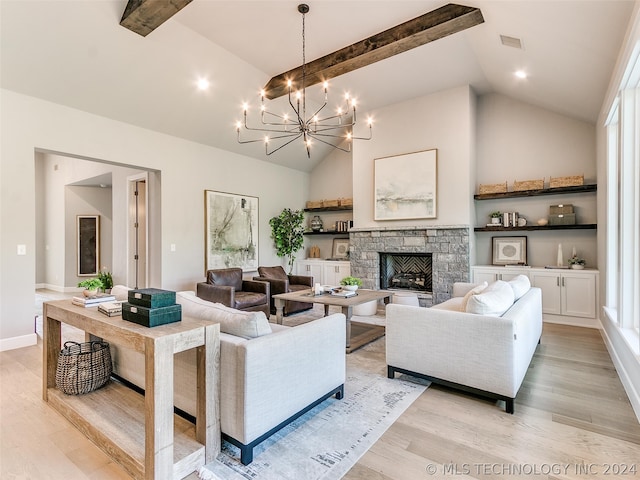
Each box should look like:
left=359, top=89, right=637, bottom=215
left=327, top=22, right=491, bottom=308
left=198, top=305, right=429, bottom=480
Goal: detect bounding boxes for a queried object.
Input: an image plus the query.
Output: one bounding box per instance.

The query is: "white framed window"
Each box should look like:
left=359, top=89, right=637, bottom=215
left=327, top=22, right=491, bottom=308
left=605, top=42, right=640, bottom=341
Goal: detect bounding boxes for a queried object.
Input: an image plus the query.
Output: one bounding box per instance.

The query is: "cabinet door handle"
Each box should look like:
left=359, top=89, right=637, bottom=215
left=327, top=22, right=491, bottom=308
left=562, top=277, right=565, bottom=287
left=557, top=277, right=560, bottom=287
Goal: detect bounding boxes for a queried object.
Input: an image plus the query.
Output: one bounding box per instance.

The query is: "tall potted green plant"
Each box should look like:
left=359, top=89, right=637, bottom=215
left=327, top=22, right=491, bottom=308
left=269, top=208, right=305, bottom=274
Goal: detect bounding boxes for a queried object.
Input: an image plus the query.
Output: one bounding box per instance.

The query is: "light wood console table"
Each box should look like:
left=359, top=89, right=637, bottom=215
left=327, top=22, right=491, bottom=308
left=42, top=300, right=220, bottom=480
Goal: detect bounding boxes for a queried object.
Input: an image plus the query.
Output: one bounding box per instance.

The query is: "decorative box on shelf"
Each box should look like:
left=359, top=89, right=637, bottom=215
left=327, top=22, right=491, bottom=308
left=549, top=213, right=576, bottom=226
left=549, top=204, right=574, bottom=215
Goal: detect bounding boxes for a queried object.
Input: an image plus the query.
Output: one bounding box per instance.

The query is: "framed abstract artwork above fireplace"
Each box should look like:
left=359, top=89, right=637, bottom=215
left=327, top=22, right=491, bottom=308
left=374, top=149, right=437, bottom=220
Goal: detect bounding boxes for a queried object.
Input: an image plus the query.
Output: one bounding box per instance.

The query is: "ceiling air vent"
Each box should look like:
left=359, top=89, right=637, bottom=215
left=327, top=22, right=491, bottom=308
left=500, top=35, right=523, bottom=49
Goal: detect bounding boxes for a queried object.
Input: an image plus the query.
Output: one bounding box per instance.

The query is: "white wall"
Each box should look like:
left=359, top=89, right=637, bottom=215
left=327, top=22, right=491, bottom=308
left=474, top=94, right=597, bottom=267
left=352, top=85, right=476, bottom=230
left=304, top=146, right=353, bottom=260
left=0, top=89, right=309, bottom=350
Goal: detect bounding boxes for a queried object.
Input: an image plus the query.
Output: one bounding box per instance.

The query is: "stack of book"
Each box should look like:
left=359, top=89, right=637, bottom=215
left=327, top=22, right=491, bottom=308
left=72, top=293, right=116, bottom=308
left=330, top=289, right=357, bottom=298
left=97, top=301, right=124, bottom=317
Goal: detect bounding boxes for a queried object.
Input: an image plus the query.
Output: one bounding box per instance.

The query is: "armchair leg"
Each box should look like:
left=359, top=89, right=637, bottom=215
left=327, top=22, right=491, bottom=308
left=335, top=385, right=344, bottom=400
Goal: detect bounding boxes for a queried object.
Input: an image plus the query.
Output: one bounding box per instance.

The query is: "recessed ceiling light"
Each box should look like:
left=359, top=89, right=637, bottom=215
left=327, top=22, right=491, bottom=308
left=197, top=78, right=210, bottom=91
left=514, top=70, right=527, bottom=79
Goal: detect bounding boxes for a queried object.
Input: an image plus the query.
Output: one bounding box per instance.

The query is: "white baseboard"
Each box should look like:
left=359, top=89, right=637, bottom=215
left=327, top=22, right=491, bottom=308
left=0, top=333, right=37, bottom=352
left=37, top=283, right=82, bottom=294
left=543, top=314, right=600, bottom=329
left=599, top=314, right=640, bottom=423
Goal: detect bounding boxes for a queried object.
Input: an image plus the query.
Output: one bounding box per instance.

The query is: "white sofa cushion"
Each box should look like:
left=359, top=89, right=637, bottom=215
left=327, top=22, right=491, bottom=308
left=460, top=281, right=488, bottom=311
left=177, top=291, right=272, bottom=338
left=465, top=280, right=515, bottom=316
left=508, top=274, right=531, bottom=300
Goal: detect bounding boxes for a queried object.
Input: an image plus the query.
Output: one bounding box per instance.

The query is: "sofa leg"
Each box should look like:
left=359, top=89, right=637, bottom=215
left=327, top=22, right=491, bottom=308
left=387, top=366, right=395, bottom=379
left=335, top=385, right=344, bottom=400
left=505, top=398, right=515, bottom=414
left=240, top=445, right=254, bottom=465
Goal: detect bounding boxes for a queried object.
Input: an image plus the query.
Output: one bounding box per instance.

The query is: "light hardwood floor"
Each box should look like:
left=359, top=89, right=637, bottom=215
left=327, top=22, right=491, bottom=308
left=2, top=305, right=639, bottom=478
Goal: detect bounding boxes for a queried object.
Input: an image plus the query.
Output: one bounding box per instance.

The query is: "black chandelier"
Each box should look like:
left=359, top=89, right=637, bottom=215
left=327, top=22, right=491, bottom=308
left=236, top=4, right=373, bottom=158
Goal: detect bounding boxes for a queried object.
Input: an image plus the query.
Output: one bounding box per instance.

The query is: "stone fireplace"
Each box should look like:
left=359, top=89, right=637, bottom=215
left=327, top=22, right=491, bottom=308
left=349, top=226, right=470, bottom=306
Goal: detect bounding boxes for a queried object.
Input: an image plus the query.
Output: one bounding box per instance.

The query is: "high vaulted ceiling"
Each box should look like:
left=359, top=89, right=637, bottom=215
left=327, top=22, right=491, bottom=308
left=1, top=1, right=635, bottom=172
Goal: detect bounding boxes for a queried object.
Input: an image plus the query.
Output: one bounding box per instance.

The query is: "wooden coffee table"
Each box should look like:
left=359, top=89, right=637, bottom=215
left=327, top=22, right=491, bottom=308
left=273, top=289, right=392, bottom=353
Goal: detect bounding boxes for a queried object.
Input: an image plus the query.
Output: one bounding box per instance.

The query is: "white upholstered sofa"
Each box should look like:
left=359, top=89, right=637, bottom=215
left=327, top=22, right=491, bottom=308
left=386, top=276, right=542, bottom=413
left=109, top=287, right=346, bottom=465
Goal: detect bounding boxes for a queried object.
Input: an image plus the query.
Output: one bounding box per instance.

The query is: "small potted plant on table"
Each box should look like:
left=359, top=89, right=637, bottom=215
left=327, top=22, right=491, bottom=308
left=78, top=278, right=104, bottom=297
left=340, top=276, right=363, bottom=291
left=97, top=268, right=113, bottom=293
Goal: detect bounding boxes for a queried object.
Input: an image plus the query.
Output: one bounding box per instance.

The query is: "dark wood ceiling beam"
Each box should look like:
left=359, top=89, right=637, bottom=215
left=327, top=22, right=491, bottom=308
left=120, top=0, right=193, bottom=37
left=263, top=3, right=484, bottom=99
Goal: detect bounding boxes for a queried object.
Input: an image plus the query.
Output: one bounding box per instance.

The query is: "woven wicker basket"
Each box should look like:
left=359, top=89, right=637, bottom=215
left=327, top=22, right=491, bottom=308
left=56, top=341, right=112, bottom=395
left=513, top=179, right=544, bottom=191
left=549, top=175, right=584, bottom=188
left=478, top=182, right=508, bottom=195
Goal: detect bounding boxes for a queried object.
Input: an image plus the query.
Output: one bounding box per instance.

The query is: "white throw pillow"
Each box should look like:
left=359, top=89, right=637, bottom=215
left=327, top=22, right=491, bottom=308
left=459, top=281, right=488, bottom=312
left=176, top=291, right=272, bottom=339
left=465, top=280, right=515, bottom=316
left=508, top=274, right=531, bottom=300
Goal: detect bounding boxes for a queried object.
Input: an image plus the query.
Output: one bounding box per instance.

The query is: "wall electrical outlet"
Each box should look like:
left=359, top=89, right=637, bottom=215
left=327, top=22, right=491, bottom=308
left=170, top=244, right=176, bottom=252
left=17, top=244, right=26, bottom=255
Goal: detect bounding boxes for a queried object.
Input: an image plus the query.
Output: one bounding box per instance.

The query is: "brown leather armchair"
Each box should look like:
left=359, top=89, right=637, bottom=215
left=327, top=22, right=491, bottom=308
left=253, top=265, right=314, bottom=316
left=197, top=268, right=270, bottom=317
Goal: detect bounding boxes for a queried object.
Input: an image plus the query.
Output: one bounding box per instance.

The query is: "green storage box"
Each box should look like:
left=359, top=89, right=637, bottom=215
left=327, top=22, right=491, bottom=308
left=122, top=303, right=182, bottom=327
left=128, top=288, right=176, bottom=309
left=549, top=213, right=576, bottom=226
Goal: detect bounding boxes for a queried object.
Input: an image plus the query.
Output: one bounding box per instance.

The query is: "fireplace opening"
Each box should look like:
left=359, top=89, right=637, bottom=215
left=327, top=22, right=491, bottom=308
left=379, top=252, right=432, bottom=293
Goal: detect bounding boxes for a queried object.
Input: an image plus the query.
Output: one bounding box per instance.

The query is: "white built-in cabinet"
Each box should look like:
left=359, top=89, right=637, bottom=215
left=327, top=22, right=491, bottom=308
left=529, top=270, right=598, bottom=320
left=471, top=266, right=599, bottom=328
left=295, top=259, right=351, bottom=286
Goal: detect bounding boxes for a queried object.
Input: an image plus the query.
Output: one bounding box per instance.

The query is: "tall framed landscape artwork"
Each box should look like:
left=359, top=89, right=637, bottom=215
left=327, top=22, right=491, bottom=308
left=374, top=149, right=437, bottom=220
left=205, top=190, right=258, bottom=272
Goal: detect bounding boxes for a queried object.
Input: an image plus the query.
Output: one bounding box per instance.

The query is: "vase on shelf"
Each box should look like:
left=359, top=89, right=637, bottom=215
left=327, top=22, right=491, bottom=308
left=310, top=215, right=323, bottom=232
left=556, top=243, right=563, bottom=267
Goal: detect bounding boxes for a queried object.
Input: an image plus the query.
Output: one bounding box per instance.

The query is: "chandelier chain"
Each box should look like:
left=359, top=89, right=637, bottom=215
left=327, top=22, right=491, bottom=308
left=302, top=8, right=306, bottom=119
